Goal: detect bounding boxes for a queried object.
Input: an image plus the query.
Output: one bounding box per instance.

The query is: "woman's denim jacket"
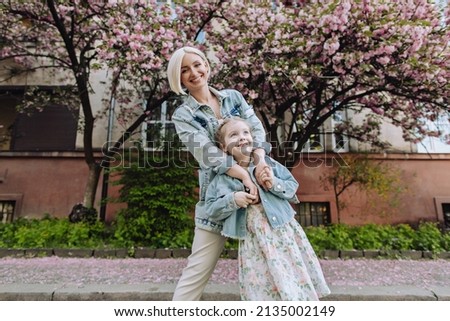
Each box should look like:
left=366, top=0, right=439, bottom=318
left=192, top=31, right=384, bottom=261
left=172, top=87, right=270, bottom=234
left=204, top=156, right=300, bottom=239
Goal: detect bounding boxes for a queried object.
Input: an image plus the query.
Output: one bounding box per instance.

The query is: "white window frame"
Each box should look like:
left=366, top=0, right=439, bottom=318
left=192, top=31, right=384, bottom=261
left=301, top=129, right=325, bottom=153
left=331, top=109, right=349, bottom=153
left=417, top=115, right=450, bottom=153
left=142, top=100, right=170, bottom=151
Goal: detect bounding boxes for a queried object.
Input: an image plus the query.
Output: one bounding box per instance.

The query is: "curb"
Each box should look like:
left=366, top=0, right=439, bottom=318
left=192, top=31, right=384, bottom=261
left=0, top=284, right=449, bottom=301
left=0, top=248, right=449, bottom=260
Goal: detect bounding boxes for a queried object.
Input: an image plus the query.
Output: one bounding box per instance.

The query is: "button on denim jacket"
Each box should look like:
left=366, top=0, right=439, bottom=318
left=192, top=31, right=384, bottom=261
left=172, top=87, right=270, bottom=234
left=204, top=156, right=300, bottom=240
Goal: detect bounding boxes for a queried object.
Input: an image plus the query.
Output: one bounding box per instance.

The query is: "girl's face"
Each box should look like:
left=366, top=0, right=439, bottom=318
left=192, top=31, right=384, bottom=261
left=220, top=120, right=253, bottom=161
left=180, top=53, right=209, bottom=93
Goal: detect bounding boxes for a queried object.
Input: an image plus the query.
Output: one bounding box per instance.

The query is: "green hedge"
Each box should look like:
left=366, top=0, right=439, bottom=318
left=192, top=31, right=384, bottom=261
left=0, top=215, right=112, bottom=249
left=111, top=157, right=197, bottom=249
left=304, top=222, right=450, bottom=254
left=0, top=218, right=448, bottom=254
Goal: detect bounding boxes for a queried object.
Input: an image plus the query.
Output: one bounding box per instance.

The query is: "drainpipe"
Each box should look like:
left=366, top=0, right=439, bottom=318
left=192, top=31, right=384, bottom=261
left=99, top=97, right=115, bottom=222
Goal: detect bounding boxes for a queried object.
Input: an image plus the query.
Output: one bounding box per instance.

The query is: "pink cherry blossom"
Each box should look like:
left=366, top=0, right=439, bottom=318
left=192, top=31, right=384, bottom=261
left=0, top=0, right=449, bottom=173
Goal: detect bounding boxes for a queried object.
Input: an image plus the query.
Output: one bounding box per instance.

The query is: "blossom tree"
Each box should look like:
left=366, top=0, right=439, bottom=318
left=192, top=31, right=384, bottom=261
left=1, top=0, right=449, bottom=218
left=0, top=0, right=110, bottom=213
left=208, top=0, right=450, bottom=166
left=0, top=0, right=221, bottom=217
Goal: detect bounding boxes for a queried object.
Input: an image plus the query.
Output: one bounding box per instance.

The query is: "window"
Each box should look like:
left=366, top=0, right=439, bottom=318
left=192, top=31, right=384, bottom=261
left=11, top=104, right=78, bottom=151
left=297, top=107, right=349, bottom=153
left=0, top=96, right=16, bottom=151
left=0, top=89, right=79, bottom=152
left=417, top=115, right=450, bottom=153
left=0, top=200, right=15, bottom=223
left=442, top=203, right=450, bottom=229
left=142, top=99, right=182, bottom=151
left=296, top=202, right=331, bottom=227
left=331, top=110, right=349, bottom=152
left=434, top=197, right=450, bottom=230
left=302, top=129, right=324, bottom=152
left=295, top=112, right=325, bottom=153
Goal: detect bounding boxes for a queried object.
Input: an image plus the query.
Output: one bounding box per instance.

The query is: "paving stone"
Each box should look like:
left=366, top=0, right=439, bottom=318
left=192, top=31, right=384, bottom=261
left=363, top=250, right=380, bottom=258
left=0, top=248, right=25, bottom=258
left=340, top=250, right=364, bottom=259
left=134, top=247, right=155, bottom=258
left=322, top=250, right=340, bottom=259
left=53, top=249, right=93, bottom=258
left=400, top=250, right=423, bottom=259
left=24, top=249, right=54, bottom=257
left=154, top=249, right=172, bottom=259
left=172, top=248, right=191, bottom=258
left=93, top=249, right=117, bottom=258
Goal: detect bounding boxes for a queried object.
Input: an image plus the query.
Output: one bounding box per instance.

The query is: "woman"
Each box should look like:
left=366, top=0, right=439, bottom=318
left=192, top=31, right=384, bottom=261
left=167, top=46, right=271, bottom=300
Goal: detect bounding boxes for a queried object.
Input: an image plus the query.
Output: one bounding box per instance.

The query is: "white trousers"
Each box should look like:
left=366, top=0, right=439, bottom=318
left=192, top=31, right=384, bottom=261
left=172, top=227, right=226, bottom=301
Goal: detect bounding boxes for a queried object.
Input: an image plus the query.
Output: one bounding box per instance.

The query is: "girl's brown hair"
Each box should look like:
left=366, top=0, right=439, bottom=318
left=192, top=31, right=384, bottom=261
left=214, top=117, right=252, bottom=148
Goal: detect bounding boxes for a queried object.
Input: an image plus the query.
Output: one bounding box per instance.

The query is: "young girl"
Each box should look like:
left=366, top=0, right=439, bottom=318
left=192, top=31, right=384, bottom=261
left=205, top=118, right=331, bottom=301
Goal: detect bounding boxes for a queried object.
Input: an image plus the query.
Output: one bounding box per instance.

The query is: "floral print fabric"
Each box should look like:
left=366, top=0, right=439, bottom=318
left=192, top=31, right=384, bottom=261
left=239, top=203, right=331, bottom=301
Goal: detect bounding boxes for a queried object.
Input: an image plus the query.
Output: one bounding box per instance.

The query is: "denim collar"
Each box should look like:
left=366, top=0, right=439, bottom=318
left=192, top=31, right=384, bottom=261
left=184, top=87, right=229, bottom=113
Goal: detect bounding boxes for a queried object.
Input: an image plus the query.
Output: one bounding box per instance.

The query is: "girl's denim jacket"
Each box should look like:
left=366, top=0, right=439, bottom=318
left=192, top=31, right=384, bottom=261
left=172, top=87, right=270, bottom=234
left=204, top=156, right=300, bottom=239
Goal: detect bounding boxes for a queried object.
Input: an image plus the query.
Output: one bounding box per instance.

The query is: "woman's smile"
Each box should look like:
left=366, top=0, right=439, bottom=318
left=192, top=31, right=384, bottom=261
left=181, top=53, right=209, bottom=92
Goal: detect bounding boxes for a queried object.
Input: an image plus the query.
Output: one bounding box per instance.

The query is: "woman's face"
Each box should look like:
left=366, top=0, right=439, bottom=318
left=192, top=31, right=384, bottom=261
left=180, top=53, right=209, bottom=93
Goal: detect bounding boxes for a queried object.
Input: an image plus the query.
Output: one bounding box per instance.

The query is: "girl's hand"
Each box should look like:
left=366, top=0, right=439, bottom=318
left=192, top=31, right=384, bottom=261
left=242, top=178, right=260, bottom=204
left=234, top=191, right=257, bottom=208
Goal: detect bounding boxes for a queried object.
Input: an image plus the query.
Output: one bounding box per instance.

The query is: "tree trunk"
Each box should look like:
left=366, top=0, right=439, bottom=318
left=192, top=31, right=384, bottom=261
left=83, top=162, right=102, bottom=209
left=334, top=188, right=341, bottom=224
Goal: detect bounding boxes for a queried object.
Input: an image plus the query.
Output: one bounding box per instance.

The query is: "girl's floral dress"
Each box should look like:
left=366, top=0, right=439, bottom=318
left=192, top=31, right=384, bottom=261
left=239, top=203, right=331, bottom=301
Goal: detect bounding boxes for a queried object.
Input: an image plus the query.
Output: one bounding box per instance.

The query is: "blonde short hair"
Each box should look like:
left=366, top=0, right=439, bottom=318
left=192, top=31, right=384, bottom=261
left=166, top=46, right=209, bottom=95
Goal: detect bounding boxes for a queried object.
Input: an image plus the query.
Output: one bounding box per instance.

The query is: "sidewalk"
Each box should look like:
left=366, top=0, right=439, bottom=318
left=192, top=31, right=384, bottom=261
left=1, top=256, right=449, bottom=301
left=1, top=283, right=450, bottom=301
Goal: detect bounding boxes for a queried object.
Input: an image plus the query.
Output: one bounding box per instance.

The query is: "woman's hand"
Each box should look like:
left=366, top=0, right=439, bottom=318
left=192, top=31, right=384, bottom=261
left=257, top=165, right=273, bottom=190
left=254, top=155, right=273, bottom=190
left=234, top=191, right=257, bottom=208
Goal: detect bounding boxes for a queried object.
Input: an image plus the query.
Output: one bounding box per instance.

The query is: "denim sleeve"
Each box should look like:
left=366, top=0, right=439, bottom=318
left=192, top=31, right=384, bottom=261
left=205, top=177, right=240, bottom=221
left=268, top=161, right=299, bottom=202
left=234, top=91, right=271, bottom=154
left=172, top=107, right=236, bottom=174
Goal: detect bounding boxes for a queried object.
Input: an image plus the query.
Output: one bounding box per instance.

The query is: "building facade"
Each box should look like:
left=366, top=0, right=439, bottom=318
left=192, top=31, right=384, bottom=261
left=1, top=1, right=449, bottom=228
left=2, top=75, right=450, bottom=228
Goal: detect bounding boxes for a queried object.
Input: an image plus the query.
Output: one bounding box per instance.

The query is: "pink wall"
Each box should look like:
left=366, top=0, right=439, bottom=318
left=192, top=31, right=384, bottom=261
left=0, top=153, right=124, bottom=222
left=291, top=153, right=450, bottom=226
left=1, top=152, right=449, bottom=226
